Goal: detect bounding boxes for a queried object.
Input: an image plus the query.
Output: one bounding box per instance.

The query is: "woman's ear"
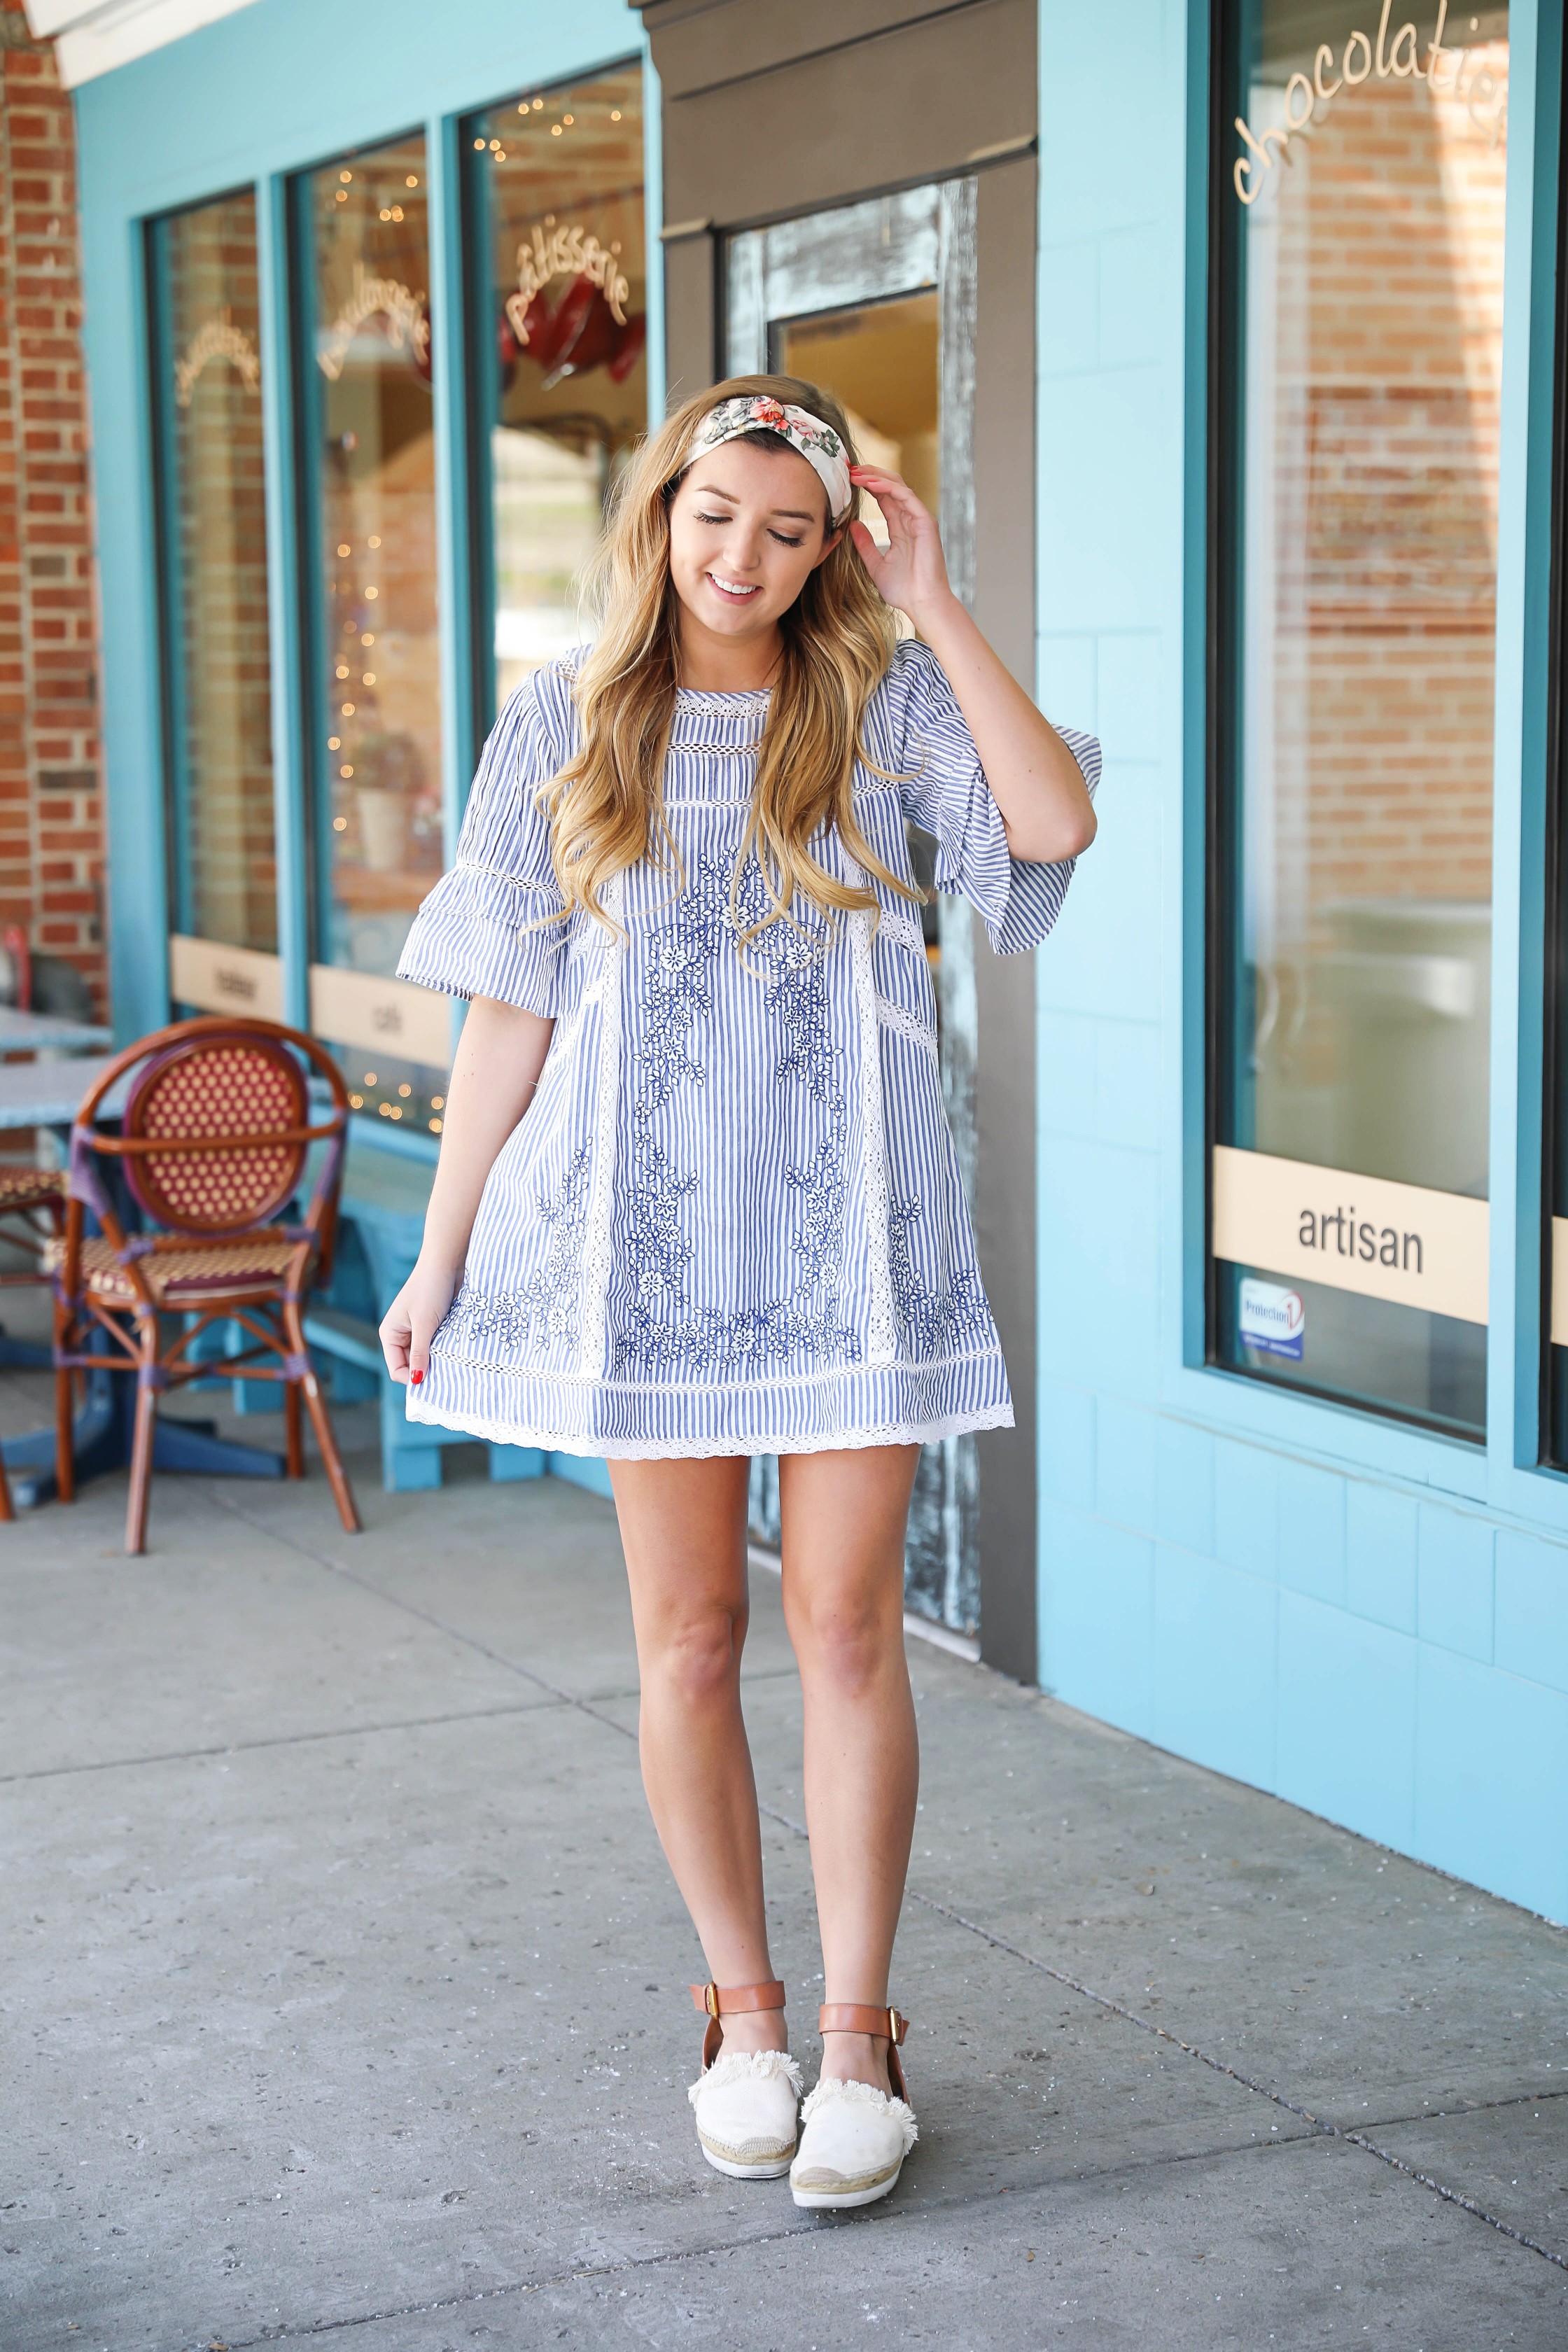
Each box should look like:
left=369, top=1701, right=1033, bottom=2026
left=811, top=526, right=846, bottom=572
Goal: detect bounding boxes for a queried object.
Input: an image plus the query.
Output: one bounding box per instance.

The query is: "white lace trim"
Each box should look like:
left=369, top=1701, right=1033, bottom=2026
left=576, top=870, right=624, bottom=1380
left=878, top=906, right=928, bottom=960
left=800, top=2075, right=918, bottom=2152
left=844, top=854, right=898, bottom=1368
left=688, top=2048, right=804, bottom=2106
left=402, top=1399, right=1016, bottom=1460
left=875, top=994, right=939, bottom=1063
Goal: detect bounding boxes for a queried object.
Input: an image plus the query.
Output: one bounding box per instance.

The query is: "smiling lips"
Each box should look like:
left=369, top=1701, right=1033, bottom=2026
left=706, top=572, right=760, bottom=600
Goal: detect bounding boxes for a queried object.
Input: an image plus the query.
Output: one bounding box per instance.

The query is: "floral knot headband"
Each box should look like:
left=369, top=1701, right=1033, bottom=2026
left=686, top=394, right=853, bottom=528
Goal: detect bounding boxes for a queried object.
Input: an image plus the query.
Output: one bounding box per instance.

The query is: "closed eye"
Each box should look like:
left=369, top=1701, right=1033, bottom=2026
left=696, top=510, right=804, bottom=547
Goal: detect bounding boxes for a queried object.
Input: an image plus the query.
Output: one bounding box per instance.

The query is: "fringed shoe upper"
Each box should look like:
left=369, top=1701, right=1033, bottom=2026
left=687, top=1979, right=799, bottom=2181
left=791, top=2003, right=916, bottom=2211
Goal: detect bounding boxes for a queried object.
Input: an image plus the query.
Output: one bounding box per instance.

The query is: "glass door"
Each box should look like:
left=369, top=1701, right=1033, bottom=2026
left=728, top=181, right=983, bottom=1637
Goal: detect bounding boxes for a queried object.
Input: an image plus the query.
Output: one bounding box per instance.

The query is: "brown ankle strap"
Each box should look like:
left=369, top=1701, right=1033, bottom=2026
left=691, top=1979, right=786, bottom=2072
left=690, top=1978, right=786, bottom=2019
left=819, top=2003, right=908, bottom=2045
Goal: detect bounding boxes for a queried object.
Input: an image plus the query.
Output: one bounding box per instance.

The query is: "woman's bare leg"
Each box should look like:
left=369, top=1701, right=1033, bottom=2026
left=608, top=1456, right=786, bottom=2055
left=778, top=1444, right=920, bottom=2095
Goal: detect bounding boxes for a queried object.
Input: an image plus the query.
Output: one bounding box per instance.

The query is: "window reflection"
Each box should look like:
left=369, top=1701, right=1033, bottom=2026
left=468, top=67, right=645, bottom=718
left=152, top=190, right=276, bottom=957
left=302, top=134, right=444, bottom=1127
left=1215, top=4, right=1507, bottom=1438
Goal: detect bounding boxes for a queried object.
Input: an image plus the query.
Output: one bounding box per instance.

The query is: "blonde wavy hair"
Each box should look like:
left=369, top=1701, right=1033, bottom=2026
left=539, top=374, right=919, bottom=941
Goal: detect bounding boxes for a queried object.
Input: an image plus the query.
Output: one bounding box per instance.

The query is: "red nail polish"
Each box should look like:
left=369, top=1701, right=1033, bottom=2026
left=410, top=1369, right=424, bottom=1385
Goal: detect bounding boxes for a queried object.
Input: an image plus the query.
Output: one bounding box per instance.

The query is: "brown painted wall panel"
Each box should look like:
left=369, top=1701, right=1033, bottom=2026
left=970, top=155, right=1038, bottom=1684
left=636, top=0, right=967, bottom=99
left=657, top=0, right=1034, bottom=231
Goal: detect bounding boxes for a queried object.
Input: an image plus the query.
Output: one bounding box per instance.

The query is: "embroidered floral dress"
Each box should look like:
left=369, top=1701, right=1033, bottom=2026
left=396, top=639, right=1100, bottom=1459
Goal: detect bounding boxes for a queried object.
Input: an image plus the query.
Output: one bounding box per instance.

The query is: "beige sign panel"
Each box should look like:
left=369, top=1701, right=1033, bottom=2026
left=1550, top=1219, right=1568, bottom=1349
left=169, top=934, right=286, bottom=1023
left=308, top=965, right=451, bottom=1067
left=1212, top=1146, right=1488, bottom=1326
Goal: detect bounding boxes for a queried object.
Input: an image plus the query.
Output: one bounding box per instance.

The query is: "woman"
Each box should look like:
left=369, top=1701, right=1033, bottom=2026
left=380, top=377, right=1098, bottom=2211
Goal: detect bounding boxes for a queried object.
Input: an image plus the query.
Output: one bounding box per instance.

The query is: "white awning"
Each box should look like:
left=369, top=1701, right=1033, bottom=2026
left=24, top=0, right=263, bottom=90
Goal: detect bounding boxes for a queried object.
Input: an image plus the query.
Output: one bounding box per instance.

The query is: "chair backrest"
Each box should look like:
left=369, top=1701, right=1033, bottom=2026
left=121, top=1031, right=309, bottom=1235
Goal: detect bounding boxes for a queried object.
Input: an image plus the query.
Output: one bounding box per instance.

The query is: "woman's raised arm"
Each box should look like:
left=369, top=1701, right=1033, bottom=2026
left=848, top=463, right=1098, bottom=865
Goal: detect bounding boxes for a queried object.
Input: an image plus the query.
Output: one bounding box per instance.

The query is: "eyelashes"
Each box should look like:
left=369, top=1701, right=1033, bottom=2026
left=694, top=512, right=805, bottom=548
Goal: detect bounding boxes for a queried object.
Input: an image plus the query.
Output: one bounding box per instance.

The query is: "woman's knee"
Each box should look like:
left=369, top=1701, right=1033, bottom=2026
left=789, top=1588, right=901, bottom=1698
left=643, top=1600, right=748, bottom=1706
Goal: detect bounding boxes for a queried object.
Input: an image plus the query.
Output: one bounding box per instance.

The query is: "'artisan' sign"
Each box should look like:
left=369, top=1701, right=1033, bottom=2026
left=1212, top=1146, right=1488, bottom=1326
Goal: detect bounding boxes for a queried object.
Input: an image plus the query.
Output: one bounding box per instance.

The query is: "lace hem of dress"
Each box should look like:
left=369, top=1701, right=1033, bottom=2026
left=404, top=1396, right=1015, bottom=1459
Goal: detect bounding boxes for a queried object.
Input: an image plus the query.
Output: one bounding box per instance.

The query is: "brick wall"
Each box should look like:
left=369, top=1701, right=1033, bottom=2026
left=0, top=0, right=103, bottom=1009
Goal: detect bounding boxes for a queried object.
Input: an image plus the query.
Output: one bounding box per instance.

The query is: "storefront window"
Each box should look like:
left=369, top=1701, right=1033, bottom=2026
left=465, top=66, right=645, bottom=724
left=1211, top=3, right=1507, bottom=1438
left=150, top=190, right=280, bottom=1005
left=298, top=134, right=446, bottom=1130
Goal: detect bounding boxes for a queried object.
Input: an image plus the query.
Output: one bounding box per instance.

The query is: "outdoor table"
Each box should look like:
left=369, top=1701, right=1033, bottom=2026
left=0, top=1005, right=113, bottom=1054
left=0, top=1054, right=287, bottom=1507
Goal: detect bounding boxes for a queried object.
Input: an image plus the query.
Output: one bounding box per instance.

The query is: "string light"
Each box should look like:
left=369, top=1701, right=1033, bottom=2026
left=473, top=136, right=486, bottom=150
left=429, top=1118, right=442, bottom=1133
left=361, top=671, right=376, bottom=685
left=398, top=1083, right=412, bottom=1098
left=551, top=123, right=562, bottom=136
left=335, top=664, right=349, bottom=680
left=368, top=536, right=381, bottom=548
left=562, top=113, right=574, bottom=125
left=363, top=1073, right=377, bottom=1086
left=349, top=1093, right=363, bottom=1107
left=337, top=542, right=351, bottom=557
left=405, top=174, right=419, bottom=188
left=340, top=763, right=354, bottom=778
left=328, top=736, right=341, bottom=750
left=339, top=170, right=353, bottom=183
left=364, top=587, right=378, bottom=601
left=430, top=1094, right=445, bottom=1110
left=333, top=817, right=348, bottom=832
left=610, top=108, right=622, bottom=121
left=361, top=632, right=374, bottom=646
left=341, top=701, right=355, bottom=716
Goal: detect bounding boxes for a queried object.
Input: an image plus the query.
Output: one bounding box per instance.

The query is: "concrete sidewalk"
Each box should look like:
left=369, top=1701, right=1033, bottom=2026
left=3, top=1396, right=1567, bottom=2349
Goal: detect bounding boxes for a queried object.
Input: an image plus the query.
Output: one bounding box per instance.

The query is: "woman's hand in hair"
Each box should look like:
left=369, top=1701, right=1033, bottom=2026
left=846, top=466, right=954, bottom=631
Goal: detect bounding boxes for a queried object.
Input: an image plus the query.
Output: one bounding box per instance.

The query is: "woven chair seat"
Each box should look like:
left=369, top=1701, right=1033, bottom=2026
left=46, top=1232, right=298, bottom=1308
left=0, top=1166, right=66, bottom=1208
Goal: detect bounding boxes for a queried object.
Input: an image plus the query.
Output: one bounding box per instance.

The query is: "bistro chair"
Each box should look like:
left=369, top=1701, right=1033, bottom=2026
left=0, top=1158, right=74, bottom=1526
left=49, top=1015, right=363, bottom=1555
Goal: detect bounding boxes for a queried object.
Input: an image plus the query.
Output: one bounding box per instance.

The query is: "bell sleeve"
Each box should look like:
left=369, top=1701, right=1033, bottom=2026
left=396, top=668, right=570, bottom=1016
left=891, top=638, right=1100, bottom=955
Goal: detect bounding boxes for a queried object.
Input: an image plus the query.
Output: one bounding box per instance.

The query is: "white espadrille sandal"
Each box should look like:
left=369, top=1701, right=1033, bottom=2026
left=687, top=1978, right=802, bottom=2180
left=790, top=2003, right=916, bottom=2211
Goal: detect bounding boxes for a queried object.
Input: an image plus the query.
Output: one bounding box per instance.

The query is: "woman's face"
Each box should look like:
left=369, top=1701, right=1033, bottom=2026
left=666, top=436, right=839, bottom=652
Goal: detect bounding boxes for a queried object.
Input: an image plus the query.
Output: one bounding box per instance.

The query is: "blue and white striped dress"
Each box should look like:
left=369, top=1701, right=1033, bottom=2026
left=396, top=638, right=1099, bottom=1459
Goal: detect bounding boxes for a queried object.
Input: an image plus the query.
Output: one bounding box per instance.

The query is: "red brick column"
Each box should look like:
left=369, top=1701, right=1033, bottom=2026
left=0, top=0, right=104, bottom=1013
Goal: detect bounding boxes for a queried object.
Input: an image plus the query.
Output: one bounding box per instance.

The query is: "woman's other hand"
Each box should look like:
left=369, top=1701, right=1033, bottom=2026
left=379, top=1256, right=461, bottom=1387
left=846, top=466, right=955, bottom=631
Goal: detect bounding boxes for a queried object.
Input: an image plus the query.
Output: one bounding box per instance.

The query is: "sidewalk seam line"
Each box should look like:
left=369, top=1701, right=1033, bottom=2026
left=0, top=1697, right=570, bottom=1785
left=211, top=2132, right=1333, bottom=2348
left=909, top=1893, right=1568, bottom=2276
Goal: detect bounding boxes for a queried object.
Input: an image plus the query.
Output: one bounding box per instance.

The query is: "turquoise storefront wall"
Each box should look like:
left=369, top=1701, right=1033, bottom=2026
left=1035, top=0, right=1568, bottom=1923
